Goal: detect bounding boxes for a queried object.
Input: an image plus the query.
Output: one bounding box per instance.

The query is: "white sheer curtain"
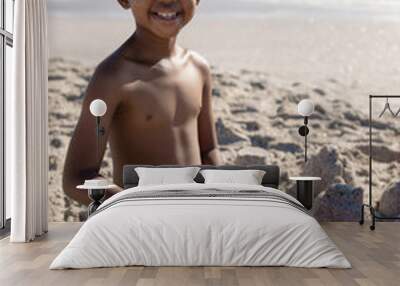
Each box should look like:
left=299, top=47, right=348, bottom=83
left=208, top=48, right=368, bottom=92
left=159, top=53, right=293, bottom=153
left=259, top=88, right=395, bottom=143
left=7, top=0, right=48, bottom=242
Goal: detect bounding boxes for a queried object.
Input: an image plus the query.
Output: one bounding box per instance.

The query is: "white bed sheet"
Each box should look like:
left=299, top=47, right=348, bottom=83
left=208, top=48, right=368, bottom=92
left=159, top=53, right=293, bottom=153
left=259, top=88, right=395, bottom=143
left=50, top=183, right=351, bottom=269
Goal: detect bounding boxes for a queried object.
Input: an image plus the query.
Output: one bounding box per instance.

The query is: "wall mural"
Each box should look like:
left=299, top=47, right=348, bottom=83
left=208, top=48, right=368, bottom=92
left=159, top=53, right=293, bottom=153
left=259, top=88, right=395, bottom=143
left=47, top=0, right=400, bottom=222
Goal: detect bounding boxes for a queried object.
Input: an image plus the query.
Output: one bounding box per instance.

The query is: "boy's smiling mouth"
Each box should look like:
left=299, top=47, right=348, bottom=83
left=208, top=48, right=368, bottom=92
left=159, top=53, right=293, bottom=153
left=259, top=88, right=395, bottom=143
left=150, top=10, right=183, bottom=22
left=149, top=1, right=184, bottom=25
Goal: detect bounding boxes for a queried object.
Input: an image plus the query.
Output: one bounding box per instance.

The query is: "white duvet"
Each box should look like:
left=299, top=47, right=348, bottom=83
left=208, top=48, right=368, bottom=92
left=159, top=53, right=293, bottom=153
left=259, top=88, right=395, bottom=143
left=50, top=183, right=351, bottom=269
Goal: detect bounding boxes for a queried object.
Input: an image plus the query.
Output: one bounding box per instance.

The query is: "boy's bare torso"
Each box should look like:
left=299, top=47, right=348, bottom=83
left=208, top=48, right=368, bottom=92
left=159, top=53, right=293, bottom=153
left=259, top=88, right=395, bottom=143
left=108, top=47, right=205, bottom=184
left=63, top=40, right=219, bottom=205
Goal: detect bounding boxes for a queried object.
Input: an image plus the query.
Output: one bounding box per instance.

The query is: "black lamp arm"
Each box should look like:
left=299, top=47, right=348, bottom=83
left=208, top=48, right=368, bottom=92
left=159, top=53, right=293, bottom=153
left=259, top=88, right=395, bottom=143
left=298, top=116, right=310, bottom=163
left=96, top=117, right=106, bottom=136
left=95, top=117, right=106, bottom=167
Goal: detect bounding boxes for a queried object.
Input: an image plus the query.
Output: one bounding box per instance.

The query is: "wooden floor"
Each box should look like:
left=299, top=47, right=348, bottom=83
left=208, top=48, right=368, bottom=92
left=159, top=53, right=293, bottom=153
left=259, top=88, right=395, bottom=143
left=0, top=222, right=399, bottom=286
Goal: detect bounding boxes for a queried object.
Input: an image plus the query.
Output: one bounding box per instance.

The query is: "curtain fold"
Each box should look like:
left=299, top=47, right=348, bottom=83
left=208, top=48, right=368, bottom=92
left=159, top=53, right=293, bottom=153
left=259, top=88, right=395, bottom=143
left=8, top=0, right=48, bottom=242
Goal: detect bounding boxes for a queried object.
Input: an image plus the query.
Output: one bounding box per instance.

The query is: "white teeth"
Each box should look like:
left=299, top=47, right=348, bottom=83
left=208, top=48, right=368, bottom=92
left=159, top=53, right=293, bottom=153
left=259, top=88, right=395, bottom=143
left=155, top=12, right=178, bottom=20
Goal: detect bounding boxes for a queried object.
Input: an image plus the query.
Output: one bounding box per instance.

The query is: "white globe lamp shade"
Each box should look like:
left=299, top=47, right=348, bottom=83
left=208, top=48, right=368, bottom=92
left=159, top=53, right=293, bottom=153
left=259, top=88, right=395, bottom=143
left=90, top=99, right=107, bottom=117
left=298, top=99, right=314, bottom=117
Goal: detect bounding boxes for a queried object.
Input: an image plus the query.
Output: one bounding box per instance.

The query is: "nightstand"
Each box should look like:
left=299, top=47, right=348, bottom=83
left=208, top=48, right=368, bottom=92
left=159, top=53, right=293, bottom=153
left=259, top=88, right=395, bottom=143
left=289, top=177, right=321, bottom=210
left=77, top=183, right=115, bottom=216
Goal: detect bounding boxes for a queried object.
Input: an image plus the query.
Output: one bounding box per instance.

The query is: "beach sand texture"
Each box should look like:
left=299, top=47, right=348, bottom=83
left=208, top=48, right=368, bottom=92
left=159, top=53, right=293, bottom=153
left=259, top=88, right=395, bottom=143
left=48, top=58, right=400, bottom=221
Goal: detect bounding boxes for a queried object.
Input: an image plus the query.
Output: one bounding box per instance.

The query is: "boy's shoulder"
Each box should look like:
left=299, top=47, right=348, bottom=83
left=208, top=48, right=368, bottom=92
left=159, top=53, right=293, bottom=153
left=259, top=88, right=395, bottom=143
left=85, top=51, right=130, bottom=101
left=92, top=51, right=126, bottom=82
left=187, top=49, right=211, bottom=77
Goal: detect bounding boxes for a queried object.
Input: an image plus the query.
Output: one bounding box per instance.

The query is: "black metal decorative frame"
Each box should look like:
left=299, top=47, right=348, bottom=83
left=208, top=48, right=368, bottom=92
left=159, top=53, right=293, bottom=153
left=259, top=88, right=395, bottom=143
left=359, top=95, right=400, bottom=230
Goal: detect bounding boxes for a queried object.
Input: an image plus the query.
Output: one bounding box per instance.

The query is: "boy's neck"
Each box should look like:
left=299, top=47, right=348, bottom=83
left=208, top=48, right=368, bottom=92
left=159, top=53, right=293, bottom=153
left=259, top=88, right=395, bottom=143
left=128, top=27, right=178, bottom=65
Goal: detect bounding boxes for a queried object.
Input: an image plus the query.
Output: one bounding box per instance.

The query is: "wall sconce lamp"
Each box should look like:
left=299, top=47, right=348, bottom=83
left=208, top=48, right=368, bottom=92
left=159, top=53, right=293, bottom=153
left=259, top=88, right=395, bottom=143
left=89, top=99, right=107, bottom=164
left=297, top=99, right=315, bottom=163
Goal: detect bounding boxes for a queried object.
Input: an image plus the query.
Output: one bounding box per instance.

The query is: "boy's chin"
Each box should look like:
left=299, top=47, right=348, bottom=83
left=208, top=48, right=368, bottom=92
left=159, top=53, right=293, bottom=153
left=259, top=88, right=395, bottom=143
left=150, top=28, right=181, bottom=39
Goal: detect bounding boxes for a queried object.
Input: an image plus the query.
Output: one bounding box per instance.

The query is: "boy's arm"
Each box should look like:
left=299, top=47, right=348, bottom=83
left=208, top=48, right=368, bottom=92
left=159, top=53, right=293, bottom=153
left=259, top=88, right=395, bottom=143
left=63, top=66, right=123, bottom=206
left=198, top=64, right=222, bottom=165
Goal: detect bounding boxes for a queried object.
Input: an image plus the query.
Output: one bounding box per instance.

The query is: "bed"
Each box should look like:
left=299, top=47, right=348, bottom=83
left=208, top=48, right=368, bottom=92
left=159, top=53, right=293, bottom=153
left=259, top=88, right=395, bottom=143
left=50, top=165, right=351, bottom=269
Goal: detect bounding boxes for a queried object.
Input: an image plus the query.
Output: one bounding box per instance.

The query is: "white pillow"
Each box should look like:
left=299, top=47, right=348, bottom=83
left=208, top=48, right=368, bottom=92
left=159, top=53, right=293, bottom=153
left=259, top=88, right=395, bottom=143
left=200, top=169, right=266, bottom=185
left=135, top=167, right=200, bottom=186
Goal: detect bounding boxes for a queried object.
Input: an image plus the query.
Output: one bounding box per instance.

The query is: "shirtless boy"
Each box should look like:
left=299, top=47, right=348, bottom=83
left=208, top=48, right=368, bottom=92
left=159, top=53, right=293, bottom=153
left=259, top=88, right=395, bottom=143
left=63, top=0, right=221, bottom=205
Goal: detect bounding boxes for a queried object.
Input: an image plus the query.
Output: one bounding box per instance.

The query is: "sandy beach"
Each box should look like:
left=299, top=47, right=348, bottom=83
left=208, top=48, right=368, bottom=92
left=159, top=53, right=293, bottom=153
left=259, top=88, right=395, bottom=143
left=47, top=1, right=400, bottom=221
left=48, top=58, right=400, bottom=221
